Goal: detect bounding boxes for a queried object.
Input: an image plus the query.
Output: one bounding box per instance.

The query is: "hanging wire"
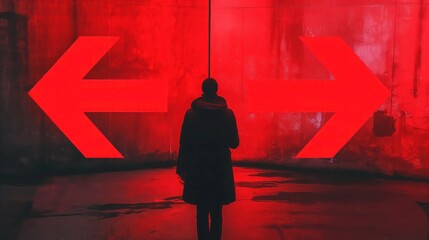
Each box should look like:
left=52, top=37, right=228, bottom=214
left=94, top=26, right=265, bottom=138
left=208, top=0, right=212, bottom=78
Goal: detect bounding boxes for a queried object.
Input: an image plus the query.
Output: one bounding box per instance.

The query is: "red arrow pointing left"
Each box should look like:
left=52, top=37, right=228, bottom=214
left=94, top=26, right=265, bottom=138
left=28, top=37, right=168, bottom=158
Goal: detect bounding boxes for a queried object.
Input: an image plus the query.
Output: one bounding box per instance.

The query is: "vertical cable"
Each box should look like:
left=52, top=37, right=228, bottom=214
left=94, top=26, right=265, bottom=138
left=208, top=0, right=211, bottom=78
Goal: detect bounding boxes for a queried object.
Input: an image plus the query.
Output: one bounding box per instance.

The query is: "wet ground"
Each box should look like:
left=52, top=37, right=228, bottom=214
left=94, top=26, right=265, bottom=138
left=1, top=167, right=429, bottom=240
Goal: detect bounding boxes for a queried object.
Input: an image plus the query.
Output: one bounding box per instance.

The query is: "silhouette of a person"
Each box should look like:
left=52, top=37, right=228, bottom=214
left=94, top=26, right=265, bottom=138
left=177, top=78, right=239, bottom=240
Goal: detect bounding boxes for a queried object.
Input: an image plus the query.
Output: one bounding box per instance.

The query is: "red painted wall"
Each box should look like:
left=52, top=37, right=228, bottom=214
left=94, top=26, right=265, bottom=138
left=8, top=0, right=429, bottom=178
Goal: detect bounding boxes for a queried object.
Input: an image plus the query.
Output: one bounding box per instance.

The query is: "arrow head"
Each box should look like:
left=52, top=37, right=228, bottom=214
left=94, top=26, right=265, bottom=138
left=246, top=37, right=390, bottom=158
left=296, top=37, right=390, bottom=158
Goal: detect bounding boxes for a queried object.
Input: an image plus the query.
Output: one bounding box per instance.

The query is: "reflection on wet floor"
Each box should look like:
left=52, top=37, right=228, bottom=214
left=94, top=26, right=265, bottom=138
left=3, top=167, right=428, bottom=240
left=30, top=196, right=185, bottom=219
left=252, top=191, right=391, bottom=204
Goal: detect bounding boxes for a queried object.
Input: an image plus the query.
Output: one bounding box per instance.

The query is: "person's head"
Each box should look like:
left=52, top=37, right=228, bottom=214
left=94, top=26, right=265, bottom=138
left=202, top=77, right=218, bottom=97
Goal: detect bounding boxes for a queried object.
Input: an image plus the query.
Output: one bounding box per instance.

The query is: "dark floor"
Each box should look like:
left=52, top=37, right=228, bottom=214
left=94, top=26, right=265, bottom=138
left=1, top=167, right=429, bottom=240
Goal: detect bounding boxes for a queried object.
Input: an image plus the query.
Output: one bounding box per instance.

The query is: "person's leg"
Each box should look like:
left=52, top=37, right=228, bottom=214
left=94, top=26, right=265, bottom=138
left=209, top=204, right=223, bottom=240
left=197, top=204, right=210, bottom=240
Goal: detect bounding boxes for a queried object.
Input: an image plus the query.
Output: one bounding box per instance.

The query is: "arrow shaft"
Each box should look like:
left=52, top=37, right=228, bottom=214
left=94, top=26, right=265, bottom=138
left=247, top=80, right=339, bottom=112
left=79, top=80, right=168, bottom=112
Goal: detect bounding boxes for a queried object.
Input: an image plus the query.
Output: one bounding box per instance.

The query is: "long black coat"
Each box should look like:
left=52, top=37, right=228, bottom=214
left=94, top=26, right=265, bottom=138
left=176, top=95, right=239, bottom=205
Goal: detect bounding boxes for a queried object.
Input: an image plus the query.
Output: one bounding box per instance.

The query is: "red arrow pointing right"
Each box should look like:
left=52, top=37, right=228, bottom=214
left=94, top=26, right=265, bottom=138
left=246, top=37, right=390, bottom=158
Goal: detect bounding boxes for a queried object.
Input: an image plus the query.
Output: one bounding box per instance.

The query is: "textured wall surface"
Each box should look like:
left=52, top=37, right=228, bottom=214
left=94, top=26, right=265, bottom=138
left=3, top=0, right=429, bottom=178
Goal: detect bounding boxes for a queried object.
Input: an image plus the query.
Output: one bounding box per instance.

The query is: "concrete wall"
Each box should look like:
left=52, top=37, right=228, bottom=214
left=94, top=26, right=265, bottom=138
left=2, top=0, right=428, bottom=178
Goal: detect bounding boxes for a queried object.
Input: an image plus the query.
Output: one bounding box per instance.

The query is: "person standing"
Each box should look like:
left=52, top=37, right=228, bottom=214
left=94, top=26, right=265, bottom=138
left=177, top=78, right=239, bottom=240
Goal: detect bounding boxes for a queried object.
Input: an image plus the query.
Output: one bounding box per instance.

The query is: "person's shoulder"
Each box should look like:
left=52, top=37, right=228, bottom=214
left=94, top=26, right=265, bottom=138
left=217, top=95, right=227, bottom=102
left=224, top=108, right=236, bottom=118
left=185, top=107, right=197, bottom=117
left=185, top=108, right=193, bottom=114
left=216, top=96, right=228, bottom=107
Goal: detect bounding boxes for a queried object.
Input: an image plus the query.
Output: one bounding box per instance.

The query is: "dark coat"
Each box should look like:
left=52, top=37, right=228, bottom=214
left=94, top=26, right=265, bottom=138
left=176, top=95, right=239, bottom=205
